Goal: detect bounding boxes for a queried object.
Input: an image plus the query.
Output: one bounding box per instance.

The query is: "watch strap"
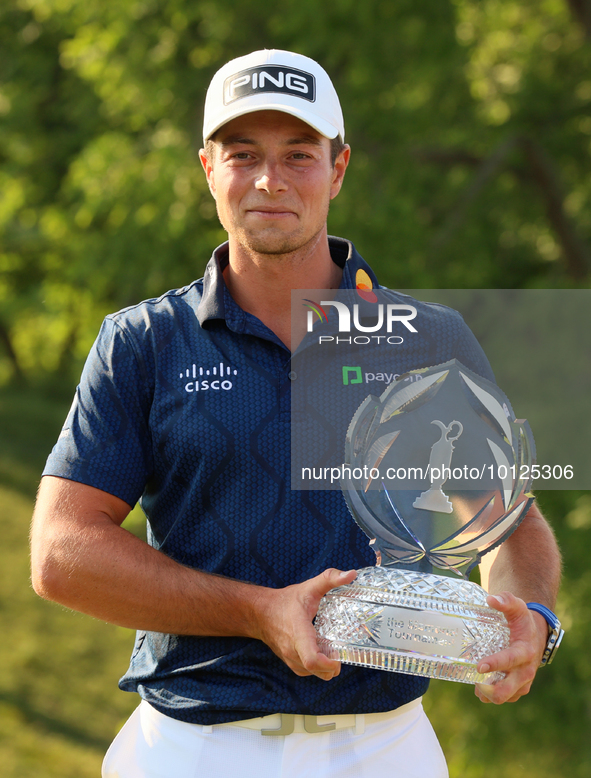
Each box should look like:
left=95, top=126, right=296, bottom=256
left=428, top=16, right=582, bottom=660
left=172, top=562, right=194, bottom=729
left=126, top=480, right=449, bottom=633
left=526, top=602, right=564, bottom=666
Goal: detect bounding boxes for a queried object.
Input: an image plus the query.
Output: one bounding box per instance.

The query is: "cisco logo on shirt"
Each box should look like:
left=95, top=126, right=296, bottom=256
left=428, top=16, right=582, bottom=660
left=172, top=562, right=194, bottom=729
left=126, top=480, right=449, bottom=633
left=223, top=65, right=316, bottom=105
left=181, top=362, right=237, bottom=393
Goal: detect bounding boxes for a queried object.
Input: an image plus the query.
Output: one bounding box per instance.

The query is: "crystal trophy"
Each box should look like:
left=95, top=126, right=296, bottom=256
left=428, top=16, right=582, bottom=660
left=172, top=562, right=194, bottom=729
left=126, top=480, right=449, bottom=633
left=315, top=359, right=536, bottom=684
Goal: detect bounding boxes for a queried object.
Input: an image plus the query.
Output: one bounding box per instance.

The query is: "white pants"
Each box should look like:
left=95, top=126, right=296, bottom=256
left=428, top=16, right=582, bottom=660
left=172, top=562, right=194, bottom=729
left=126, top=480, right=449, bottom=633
left=102, top=699, right=448, bottom=778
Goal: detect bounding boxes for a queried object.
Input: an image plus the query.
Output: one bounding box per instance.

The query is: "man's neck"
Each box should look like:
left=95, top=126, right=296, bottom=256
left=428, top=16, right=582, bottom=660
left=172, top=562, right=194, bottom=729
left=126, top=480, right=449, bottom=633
left=222, top=230, right=343, bottom=350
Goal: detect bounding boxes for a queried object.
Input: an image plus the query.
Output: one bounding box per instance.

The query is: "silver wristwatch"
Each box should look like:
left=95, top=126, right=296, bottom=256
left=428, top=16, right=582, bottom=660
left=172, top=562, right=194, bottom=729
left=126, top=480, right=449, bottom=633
left=526, top=602, right=564, bottom=666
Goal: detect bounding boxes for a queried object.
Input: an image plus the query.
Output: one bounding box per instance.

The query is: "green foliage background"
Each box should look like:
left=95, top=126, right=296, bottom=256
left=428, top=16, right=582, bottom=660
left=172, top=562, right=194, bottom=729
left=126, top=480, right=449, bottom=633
left=1, top=0, right=590, bottom=775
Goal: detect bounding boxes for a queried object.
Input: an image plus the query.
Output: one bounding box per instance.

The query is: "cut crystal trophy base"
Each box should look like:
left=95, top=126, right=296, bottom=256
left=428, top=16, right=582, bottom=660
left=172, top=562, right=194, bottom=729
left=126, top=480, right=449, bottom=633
left=315, top=566, right=510, bottom=685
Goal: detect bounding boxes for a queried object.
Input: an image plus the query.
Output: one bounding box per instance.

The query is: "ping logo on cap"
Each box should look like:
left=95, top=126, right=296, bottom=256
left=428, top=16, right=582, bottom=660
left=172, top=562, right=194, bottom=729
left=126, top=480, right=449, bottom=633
left=223, top=65, right=316, bottom=105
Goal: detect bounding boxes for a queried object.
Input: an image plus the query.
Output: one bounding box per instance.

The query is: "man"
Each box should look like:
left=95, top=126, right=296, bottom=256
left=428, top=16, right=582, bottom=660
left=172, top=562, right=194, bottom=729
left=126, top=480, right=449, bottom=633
left=30, top=49, right=562, bottom=777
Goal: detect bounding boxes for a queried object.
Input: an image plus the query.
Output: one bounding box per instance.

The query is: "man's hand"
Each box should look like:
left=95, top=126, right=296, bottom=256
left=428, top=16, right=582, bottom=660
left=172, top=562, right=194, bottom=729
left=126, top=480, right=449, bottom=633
left=474, top=591, right=547, bottom=704
left=476, top=502, right=561, bottom=704
left=252, top=568, right=357, bottom=682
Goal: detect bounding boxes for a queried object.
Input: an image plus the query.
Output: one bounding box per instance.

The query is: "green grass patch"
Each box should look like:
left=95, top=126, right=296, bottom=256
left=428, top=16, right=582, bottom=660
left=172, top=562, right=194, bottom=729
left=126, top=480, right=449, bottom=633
left=0, top=485, right=138, bottom=777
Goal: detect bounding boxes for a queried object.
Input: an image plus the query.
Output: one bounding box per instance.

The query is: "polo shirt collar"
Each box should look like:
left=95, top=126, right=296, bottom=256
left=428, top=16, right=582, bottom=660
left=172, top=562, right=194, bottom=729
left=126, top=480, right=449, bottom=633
left=196, top=237, right=380, bottom=330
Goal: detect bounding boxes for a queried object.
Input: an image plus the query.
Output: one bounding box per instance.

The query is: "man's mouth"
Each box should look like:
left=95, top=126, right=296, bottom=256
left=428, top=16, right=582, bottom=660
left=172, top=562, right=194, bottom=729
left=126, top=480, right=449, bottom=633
left=246, top=206, right=296, bottom=218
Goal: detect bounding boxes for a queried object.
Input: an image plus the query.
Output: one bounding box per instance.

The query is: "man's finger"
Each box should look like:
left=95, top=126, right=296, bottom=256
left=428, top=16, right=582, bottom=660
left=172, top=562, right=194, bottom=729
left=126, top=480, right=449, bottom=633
left=477, top=642, right=530, bottom=675
left=486, top=592, right=527, bottom=623
left=475, top=683, right=495, bottom=703
left=475, top=682, right=518, bottom=705
left=307, top=568, right=357, bottom=600
left=477, top=592, right=541, bottom=675
left=298, top=648, right=340, bottom=681
left=293, top=620, right=342, bottom=681
left=475, top=676, right=533, bottom=705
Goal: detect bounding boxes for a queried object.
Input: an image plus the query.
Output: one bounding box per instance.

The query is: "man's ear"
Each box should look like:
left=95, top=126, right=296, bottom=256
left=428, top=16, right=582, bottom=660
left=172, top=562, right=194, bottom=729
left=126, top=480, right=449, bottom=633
left=199, top=148, right=216, bottom=199
left=330, top=144, right=351, bottom=201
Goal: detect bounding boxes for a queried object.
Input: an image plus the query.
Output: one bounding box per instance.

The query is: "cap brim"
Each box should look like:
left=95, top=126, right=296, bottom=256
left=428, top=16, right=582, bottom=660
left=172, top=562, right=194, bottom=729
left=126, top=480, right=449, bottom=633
left=204, top=103, right=340, bottom=141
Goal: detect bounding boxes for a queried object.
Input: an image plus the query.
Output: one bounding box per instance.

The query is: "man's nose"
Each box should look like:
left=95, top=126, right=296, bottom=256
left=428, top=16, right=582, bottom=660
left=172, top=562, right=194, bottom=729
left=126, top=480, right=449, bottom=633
left=255, top=160, right=288, bottom=194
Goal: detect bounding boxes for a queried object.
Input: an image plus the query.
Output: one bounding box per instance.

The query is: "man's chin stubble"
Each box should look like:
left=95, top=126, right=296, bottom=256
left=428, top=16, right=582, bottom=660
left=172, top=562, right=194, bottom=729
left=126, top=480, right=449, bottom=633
left=236, top=228, right=326, bottom=259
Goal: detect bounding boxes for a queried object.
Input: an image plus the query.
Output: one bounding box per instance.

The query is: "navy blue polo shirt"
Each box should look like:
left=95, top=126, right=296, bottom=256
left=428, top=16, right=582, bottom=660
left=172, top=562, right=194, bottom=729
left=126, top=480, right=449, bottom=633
left=44, top=237, right=493, bottom=724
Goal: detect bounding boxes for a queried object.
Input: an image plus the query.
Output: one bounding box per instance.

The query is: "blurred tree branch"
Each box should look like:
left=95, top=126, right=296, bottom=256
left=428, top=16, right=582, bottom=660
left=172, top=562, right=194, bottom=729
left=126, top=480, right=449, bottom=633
left=416, top=138, right=591, bottom=281
left=520, top=137, right=590, bottom=280
left=424, top=136, right=520, bottom=254
left=0, top=320, right=24, bottom=383
left=567, top=0, right=591, bottom=38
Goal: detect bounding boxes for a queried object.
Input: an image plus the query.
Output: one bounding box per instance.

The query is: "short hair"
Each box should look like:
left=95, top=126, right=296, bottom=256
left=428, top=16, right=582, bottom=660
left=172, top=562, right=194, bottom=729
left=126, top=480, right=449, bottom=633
left=329, top=135, right=346, bottom=167
left=204, top=134, right=346, bottom=168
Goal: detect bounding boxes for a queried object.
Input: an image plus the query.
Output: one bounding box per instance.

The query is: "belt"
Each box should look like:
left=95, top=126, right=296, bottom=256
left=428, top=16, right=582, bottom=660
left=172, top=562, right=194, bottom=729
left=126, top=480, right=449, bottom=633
left=205, top=697, right=422, bottom=737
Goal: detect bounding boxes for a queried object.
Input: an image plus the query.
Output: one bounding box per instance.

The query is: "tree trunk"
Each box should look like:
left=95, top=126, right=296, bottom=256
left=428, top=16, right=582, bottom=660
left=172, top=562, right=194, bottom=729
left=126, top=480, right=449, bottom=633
left=0, top=320, right=25, bottom=383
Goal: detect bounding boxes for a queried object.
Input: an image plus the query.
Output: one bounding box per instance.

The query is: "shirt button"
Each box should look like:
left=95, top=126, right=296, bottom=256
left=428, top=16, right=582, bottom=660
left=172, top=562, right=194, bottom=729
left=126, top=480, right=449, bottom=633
left=288, top=371, right=297, bottom=381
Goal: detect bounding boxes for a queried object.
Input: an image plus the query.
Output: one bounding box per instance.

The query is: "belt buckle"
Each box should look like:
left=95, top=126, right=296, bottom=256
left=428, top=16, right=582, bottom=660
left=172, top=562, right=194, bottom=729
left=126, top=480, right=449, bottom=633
left=261, top=714, right=336, bottom=736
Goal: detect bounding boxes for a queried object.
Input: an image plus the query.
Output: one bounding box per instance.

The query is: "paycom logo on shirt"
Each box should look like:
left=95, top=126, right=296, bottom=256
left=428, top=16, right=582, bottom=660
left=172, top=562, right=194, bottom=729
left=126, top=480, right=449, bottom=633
left=342, top=366, right=423, bottom=386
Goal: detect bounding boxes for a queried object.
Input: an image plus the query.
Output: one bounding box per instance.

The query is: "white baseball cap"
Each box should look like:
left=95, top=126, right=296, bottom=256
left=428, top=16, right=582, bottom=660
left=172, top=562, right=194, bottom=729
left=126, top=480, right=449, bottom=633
left=203, top=49, right=345, bottom=142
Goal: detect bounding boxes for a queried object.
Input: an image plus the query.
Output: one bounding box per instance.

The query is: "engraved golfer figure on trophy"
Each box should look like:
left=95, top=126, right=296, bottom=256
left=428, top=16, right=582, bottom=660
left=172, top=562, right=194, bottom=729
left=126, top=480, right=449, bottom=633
left=315, top=359, right=536, bottom=685
left=413, top=420, right=463, bottom=514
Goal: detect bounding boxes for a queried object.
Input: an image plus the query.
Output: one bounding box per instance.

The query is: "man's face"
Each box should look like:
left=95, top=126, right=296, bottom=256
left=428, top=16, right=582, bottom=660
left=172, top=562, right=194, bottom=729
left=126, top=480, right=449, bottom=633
left=199, top=111, right=349, bottom=257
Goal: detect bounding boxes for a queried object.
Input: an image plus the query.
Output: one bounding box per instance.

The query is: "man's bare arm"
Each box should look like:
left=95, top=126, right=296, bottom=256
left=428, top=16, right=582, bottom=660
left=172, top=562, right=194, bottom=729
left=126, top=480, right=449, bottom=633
left=476, top=501, right=562, bottom=704
left=30, top=475, right=355, bottom=681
